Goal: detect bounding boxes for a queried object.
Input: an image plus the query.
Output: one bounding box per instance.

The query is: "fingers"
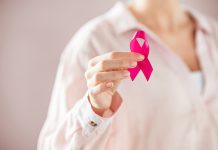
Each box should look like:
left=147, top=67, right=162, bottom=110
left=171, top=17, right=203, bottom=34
left=89, top=82, right=114, bottom=96
left=87, top=70, right=129, bottom=87
left=86, top=52, right=140, bottom=110
left=88, top=82, right=115, bottom=110
left=88, top=51, right=144, bottom=68
left=85, top=59, right=137, bottom=78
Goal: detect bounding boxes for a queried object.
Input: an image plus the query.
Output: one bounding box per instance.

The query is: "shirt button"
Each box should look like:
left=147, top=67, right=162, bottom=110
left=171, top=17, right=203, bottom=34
left=89, top=121, right=97, bottom=127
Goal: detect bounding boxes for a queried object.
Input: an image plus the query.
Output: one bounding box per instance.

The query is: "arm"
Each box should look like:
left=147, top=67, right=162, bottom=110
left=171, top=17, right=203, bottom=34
left=37, top=30, right=122, bottom=150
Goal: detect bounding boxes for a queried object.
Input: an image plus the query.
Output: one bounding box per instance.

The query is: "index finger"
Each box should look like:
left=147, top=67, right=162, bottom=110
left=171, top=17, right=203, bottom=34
left=88, top=51, right=144, bottom=68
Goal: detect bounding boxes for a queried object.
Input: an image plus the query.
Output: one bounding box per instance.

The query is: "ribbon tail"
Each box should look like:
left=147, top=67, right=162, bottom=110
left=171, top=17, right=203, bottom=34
left=140, top=59, right=153, bottom=81
left=128, top=66, right=140, bottom=81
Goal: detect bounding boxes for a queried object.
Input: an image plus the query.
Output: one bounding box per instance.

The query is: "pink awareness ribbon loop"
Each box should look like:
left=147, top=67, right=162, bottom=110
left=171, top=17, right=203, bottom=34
left=128, top=30, right=153, bottom=81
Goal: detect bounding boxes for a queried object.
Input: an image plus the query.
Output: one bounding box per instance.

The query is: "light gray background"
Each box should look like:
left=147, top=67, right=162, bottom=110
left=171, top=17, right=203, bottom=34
left=0, top=0, right=217, bottom=149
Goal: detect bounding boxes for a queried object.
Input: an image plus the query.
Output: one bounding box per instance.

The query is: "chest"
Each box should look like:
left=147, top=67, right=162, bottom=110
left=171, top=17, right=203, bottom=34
left=157, top=29, right=200, bottom=71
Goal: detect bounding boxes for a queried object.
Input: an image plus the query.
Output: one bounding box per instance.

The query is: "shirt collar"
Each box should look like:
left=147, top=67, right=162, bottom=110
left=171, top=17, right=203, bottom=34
left=182, top=5, right=213, bottom=34
left=106, top=1, right=213, bottom=35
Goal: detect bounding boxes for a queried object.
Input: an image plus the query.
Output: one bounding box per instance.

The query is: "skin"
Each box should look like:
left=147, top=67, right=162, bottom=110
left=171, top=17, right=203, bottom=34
left=85, top=0, right=199, bottom=116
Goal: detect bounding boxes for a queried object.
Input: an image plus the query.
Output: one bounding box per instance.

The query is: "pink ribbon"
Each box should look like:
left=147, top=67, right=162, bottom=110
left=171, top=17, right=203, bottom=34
left=128, top=30, right=153, bottom=81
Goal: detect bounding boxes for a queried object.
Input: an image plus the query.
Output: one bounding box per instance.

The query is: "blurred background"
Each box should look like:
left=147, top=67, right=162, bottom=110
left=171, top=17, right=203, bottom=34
left=0, top=0, right=217, bottom=149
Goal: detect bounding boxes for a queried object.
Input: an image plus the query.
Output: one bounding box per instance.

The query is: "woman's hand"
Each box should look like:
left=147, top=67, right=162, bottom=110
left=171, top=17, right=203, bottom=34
left=85, top=51, right=144, bottom=115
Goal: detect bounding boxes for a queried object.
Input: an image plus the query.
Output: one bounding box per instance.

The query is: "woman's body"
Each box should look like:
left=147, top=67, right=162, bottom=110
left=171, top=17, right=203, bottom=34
left=38, top=0, right=218, bottom=149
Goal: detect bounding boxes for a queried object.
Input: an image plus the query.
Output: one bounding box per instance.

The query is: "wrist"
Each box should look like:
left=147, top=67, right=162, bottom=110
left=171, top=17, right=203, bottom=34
left=88, top=95, right=110, bottom=117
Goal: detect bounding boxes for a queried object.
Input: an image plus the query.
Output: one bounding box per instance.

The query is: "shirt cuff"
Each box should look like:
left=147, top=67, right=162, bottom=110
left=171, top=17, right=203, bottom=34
left=76, top=92, right=118, bottom=137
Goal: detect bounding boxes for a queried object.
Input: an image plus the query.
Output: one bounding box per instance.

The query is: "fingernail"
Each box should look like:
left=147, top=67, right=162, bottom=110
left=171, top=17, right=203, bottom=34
left=130, top=62, right=137, bottom=67
left=123, top=71, right=130, bottom=77
left=106, top=82, right=113, bottom=88
left=138, top=55, right=144, bottom=60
